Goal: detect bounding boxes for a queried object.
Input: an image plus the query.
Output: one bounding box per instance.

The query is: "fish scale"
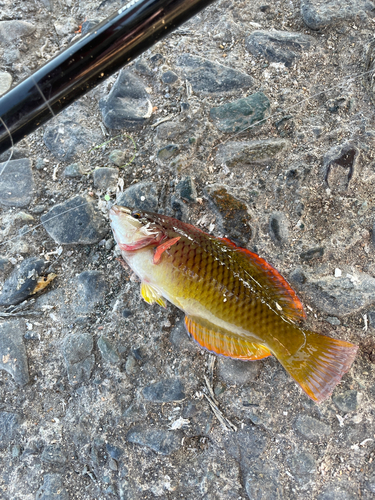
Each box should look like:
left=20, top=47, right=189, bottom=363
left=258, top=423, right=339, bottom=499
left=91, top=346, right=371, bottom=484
left=110, top=205, right=358, bottom=403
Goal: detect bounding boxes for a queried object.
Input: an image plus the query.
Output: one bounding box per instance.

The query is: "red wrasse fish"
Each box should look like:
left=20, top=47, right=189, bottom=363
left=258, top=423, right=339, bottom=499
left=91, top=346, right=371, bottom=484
left=109, top=205, right=358, bottom=403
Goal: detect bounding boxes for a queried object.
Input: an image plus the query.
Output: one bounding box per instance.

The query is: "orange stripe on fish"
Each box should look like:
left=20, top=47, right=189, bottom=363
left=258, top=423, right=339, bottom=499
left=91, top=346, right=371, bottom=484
left=153, top=237, right=181, bottom=264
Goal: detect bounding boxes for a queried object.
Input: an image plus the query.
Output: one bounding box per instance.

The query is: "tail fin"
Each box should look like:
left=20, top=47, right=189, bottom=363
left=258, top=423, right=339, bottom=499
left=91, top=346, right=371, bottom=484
left=277, top=330, right=358, bottom=403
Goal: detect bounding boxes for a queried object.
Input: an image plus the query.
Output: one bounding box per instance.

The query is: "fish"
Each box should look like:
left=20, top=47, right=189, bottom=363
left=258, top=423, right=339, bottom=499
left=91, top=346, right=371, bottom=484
left=109, top=205, right=358, bottom=403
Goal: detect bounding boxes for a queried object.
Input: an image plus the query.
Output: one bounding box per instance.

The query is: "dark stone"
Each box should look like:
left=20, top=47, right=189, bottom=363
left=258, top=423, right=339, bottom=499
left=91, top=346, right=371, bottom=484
left=41, top=195, right=108, bottom=245
left=217, top=358, right=260, bottom=385
left=210, top=92, right=270, bottom=134
left=0, top=412, right=20, bottom=450
left=206, top=186, right=252, bottom=246
left=62, top=333, right=94, bottom=385
left=106, top=443, right=123, bottom=460
left=97, top=336, right=121, bottom=364
left=143, top=378, right=185, bottom=402
left=0, top=320, right=29, bottom=385
left=122, top=309, right=133, bottom=318
left=317, top=483, right=358, bottom=500
left=93, top=167, right=118, bottom=190
left=134, top=58, right=153, bottom=76
left=287, top=450, right=316, bottom=484
left=100, top=70, right=152, bottom=129
left=44, top=104, right=102, bottom=161
left=0, top=257, right=46, bottom=306
left=300, top=247, right=324, bottom=261
left=175, top=176, right=197, bottom=202
left=63, top=163, right=85, bottom=178
left=0, top=159, right=34, bottom=207
left=36, top=473, right=69, bottom=500
left=41, top=445, right=67, bottom=466
left=109, top=150, right=127, bottom=167
left=156, top=122, right=185, bottom=140
left=116, top=181, right=159, bottom=212
left=289, top=268, right=307, bottom=286
left=177, top=54, right=254, bottom=93
left=150, top=53, right=164, bottom=64
left=295, top=269, right=375, bottom=317
left=161, top=70, right=178, bottom=84
left=245, top=470, right=283, bottom=499
left=332, top=390, right=359, bottom=413
left=157, top=144, right=179, bottom=161
left=223, top=427, right=267, bottom=471
left=245, top=30, right=314, bottom=67
left=215, top=139, right=289, bottom=167
left=127, top=426, right=182, bottom=455
left=324, top=143, right=359, bottom=192
left=0, top=20, right=35, bottom=44
left=269, top=212, right=289, bottom=246
left=368, top=310, right=375, bottom=329
left=294, top=415, right=331, bottom=440
left=301, top=0, right=374, bottom=30
left=71, top=271, right=108, bottom=316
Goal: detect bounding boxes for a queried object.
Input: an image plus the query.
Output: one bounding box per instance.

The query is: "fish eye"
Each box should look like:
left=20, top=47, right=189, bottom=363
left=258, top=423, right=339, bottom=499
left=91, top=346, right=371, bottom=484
left=132, top=212, right=142, bottom=219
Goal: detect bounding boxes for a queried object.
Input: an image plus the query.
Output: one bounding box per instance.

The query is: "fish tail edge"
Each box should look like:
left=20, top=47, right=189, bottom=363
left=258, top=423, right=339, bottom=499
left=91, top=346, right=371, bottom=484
left=278, top=331, right=358, bottom=403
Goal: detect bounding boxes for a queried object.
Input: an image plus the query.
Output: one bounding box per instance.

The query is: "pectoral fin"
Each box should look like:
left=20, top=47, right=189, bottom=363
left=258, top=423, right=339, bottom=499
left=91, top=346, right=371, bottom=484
left=153, top=237, right=181, bottom=264
left=141, top=282, right=166, bottom=308
left=185, top=316, right=271, bottom=360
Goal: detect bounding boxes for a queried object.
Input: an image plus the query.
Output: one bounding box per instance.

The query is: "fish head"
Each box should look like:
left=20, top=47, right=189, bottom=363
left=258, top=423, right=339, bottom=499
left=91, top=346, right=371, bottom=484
left=109, top=205, right=164, bottom=251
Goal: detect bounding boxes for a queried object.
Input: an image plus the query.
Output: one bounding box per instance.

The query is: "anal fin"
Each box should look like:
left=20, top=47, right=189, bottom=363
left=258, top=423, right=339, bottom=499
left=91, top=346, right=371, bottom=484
left=141, top=282, right=166, bottom=308
left=185, top=316, right=271, bottom=360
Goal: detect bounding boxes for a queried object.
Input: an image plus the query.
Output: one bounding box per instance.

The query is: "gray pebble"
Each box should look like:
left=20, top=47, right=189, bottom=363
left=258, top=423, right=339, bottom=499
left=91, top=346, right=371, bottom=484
left=93, top=167, right=118, bottom=191
left=161, top=70, right=178, bottom=84
left=0, top=159, right=34, bottom=208
left=245, top=30, right=315, bottom=67
left=332, top=390, right=359, bottom=413
left=0, top=411, right=20, bottom=450
left=300, top=247, right=324, bottom=261
left=206, top=185, right=252, bottom=246
left=125, top=354, right=138, bottom=374
left=63, top=163, right=85, bottom=178
left=116, top=181, right=159, bottom=212
left=0, top=320, right=29, bottom=385
left=326, top=316, right=341, bottom=326
left=108, top=149, right=127, bottom=166
left=41, top=445, right=67, bottom=466
left=157, top=144, right=179, bottom=161
left=0, top=257, right=45, bottom=306
left=324, top=143, right=359, bottom=192
left=0, top=20, right=35, bottom=44
left=43, top=104, right=102, bottom=161
left=41, top=195, right=108, bottom=245
left=245, top=470, right=283, bottom=500
left=35, top=473, right=69, bottom=500
left=296, top=268, right=375, bottom=317
left=210, top=92, right=270, bottom=134
left=106, top=442, right=123, bottom=460
left=175, top=176, right=197, bottom=202
left=100, top=70, right=152, bottom=129
left=301, top=0, right=374, bottom=30
left=287, top=450, right=316, bottom=484
left=97, top=336, right=121, bottom=364
left=177, top=54, right=254, bottom=93
left=156, top=122, right=185, bottom=140
left=217, top=357, right=260, bottom=385
left=294, top=414, right=331, bottom=440
left=143, top=378, right=185, bottom=402
left=269, top=212, right=289, bottom=246
left=71, top=271, right=108, bottom=316
left=317, top=483, right=358, bottom=500
left=62, top=333, right=94, bottom=385
left=0, top=71, right=12, bottom=96
left=126, top=426, right=182, bottom=455
left=134, top=58, right=153, bottom=76
left=216, top=139, right=289, bottom=168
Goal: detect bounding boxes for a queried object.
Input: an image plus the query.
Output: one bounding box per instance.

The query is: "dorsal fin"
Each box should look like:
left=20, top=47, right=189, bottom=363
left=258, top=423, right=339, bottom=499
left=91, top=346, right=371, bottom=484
left=220, top=239, right=306, bottom=321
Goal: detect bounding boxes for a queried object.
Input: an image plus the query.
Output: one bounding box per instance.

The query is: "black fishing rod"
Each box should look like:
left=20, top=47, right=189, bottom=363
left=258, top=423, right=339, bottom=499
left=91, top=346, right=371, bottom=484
left=0, top=0, right=217, bottom=156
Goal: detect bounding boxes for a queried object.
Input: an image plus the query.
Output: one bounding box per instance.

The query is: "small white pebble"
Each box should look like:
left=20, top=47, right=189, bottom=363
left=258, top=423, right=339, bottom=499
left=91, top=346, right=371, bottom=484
left=140, top=196, right=145, bottom=201
left=334, top=268, right=342, bottom=278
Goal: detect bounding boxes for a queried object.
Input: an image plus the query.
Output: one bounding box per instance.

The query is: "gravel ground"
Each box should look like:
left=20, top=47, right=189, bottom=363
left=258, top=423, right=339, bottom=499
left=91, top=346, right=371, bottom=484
left=0, top=0, right=375, bottom=499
